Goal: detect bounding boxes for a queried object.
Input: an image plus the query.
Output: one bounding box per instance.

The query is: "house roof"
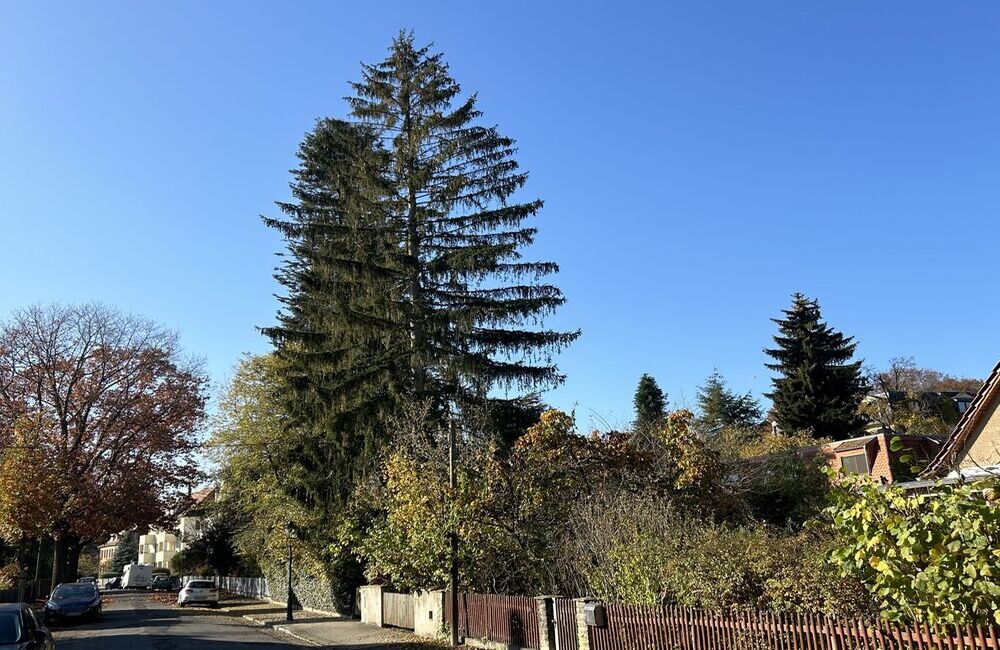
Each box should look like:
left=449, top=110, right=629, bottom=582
left=834, top=437, right=875, bottom=453
left=920, top=359, right=1000, bottom=478
left=190, top=488, right=213, bottom=504
left=174, top=486, right=216, bottom=517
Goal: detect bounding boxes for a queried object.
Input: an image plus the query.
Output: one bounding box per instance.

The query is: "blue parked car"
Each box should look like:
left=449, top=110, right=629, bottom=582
left=44, top=582, right=102, bottom=623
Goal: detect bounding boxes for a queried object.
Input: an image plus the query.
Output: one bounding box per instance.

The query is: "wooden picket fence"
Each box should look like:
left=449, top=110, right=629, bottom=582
left=445, top=591, right=540, bottom=648
left=383, top=591, right=415, bottom=629
left=588, top=602, right=1000, bottom=650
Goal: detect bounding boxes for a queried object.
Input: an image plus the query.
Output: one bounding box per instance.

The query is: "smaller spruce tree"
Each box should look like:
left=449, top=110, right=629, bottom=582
left=633, top=374, right=667, bottom=432
left=109, top=532, right=138, bottom=575
left=696, top=370, right=762, bottom=433
left=764, top=293, right=866, bottom=440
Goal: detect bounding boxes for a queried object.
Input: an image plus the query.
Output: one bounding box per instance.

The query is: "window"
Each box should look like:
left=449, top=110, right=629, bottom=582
left=0, top=613, right=21, bottom=644
left=957, top=400, right=971, bottom=414
left=840, top=453, right=869, bottom=475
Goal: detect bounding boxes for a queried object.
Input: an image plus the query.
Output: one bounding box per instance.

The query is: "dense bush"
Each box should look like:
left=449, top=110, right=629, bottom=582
left=355, top=407, right=853, bottom=612
left=826, top=475, right=1000, bottom=625
left=563, top=491, right=872, bottom=615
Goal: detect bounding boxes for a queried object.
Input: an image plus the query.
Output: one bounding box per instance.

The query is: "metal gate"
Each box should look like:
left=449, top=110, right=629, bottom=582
left=553, top=597, right=579, bottom=650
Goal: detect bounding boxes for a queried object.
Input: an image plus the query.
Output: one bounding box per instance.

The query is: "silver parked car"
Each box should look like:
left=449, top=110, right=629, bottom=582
left=177, top=580, right=219, bottom=608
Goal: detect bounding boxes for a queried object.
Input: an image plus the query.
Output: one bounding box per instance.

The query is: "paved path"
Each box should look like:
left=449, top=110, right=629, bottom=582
left=51, top=591, right=306, bottom=649
left=215, top=600, right=439, bottom=649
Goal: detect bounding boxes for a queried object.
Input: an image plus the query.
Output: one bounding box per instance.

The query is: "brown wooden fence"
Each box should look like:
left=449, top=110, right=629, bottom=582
left=383, top=591, right=415, bottom=629
left=588, top=603, right=1000, bottom=650
left=446, top=592, right=540, bottom=648
left=554, top=597, right=580, bottom=650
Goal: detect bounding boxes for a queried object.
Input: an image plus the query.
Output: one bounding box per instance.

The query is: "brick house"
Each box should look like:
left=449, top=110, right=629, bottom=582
left=819, top=432, right=942, bottom=483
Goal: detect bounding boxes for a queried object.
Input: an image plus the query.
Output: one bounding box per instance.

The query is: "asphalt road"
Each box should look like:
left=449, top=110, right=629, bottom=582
left=49, top=591, right=304, bottom=649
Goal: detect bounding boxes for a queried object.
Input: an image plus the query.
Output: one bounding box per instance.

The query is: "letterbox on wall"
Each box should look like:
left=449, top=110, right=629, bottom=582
left=583, top=601, right=606, bottom=627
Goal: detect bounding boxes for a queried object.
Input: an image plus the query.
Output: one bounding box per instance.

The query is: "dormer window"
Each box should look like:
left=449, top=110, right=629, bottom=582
left=840, top=453, right=870, bottom=475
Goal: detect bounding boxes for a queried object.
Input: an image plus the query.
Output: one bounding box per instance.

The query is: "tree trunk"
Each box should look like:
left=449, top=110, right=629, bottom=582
left=50, top=537, right=65, bottom=592
left=33, top=538, right=44, bottom=597
left=63, top=538, right=82, bottom=584
left=16, top=540, right=26, bottom=602
left=35, top=537, right=45, bottom=588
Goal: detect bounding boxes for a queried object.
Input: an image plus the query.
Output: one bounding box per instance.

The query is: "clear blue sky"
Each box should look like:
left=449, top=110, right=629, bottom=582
left=3, top=1, right=998, bottom=430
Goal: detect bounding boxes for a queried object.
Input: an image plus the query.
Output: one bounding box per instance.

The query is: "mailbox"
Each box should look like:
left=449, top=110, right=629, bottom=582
left=583, top=601, right=606, bottom=627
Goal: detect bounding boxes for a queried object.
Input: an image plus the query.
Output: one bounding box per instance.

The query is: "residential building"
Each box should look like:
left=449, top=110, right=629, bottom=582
left=137, top=487, right=216, bottom=570
left=920, top=360, right=1000, bottom=482
left=98, top=535, right=122, bottom=569
left=819, top=432, right=942, bottom=483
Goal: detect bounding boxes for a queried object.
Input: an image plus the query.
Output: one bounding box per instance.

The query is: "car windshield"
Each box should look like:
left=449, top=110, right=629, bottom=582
left=52, top=584, right=97, bottom=599
left=0, top=612, right=22, bottom=643
left=188, top=581, right=214, bottom=589
left=153, top=576, right=169, bottom=582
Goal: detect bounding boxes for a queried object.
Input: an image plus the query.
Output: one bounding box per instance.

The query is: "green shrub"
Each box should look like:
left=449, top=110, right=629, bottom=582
left=566, top=491, right=871, bottom=615
left=826, top=475, right=1000, bottom=625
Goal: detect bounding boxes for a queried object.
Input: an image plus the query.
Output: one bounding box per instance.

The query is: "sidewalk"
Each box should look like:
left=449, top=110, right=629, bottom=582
left=218, top=599, right=444, bottom=649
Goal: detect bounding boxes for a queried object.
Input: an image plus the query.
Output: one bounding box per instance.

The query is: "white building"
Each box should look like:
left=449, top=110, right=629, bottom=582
left=137, top=487, right=215, bottom=570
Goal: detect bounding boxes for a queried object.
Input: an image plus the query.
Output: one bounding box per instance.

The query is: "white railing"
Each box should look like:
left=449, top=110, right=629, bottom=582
left=181, top=575, right=271, bottom=600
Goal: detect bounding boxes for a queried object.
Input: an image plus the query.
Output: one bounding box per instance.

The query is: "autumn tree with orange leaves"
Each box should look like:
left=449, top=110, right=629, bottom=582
left=0, top=303, right=207, bottom=588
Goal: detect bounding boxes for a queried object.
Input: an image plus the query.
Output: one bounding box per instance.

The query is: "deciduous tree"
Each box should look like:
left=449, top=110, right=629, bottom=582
left=0, top=303, right=207, bottom=587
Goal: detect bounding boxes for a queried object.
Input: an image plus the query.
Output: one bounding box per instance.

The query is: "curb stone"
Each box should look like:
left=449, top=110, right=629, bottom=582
left=273, top=624, right=323, bottom=646
left=235, top=611, right=322, bottom=646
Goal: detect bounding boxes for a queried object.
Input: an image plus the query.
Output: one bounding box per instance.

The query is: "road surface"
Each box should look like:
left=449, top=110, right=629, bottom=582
left=49, top=591, right=304, bottom=649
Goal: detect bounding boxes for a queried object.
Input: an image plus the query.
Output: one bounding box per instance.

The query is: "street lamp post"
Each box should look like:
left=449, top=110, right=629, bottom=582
left=285, top=522, right=296, bottom=622
left=448, top=417, right=459, bottom=648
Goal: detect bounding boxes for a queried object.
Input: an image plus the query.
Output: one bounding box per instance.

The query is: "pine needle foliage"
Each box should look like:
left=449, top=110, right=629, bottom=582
left=345, top=32, right=578, bottom=403
left=764, top=293, right=865, bottom=440
left=633, top=373, right=667, bottom=432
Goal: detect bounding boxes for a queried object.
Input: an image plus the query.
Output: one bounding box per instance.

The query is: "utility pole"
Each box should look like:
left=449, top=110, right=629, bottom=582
left=448, top=416, right=459, bottom=648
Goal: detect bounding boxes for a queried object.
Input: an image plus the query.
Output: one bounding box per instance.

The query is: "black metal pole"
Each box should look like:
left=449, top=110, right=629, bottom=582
left=286, top=537, right=293, bottom=622
left=449, top=417, right=459, bottom=647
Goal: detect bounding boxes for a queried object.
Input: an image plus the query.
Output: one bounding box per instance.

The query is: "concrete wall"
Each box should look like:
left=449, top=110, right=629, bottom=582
left=413, top=589, right=446, bottom=640
left=359, top=585, right=384, bottom=627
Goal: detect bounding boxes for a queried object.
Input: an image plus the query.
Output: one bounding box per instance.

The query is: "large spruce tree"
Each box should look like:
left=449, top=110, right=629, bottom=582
left=263, top=32, right=577, bottom=508
left=764, top=293, right=865, bottom=440
left=345, top=32, right=578, bottom=407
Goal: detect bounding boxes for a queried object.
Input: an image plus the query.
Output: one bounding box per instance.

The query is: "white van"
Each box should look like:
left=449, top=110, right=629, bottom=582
left=120, top=563, right=154, bottom=589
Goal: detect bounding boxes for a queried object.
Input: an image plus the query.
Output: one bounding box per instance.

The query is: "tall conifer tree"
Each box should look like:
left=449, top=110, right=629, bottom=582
left=764, top=293, right=865, bottom=440
left=344, top=32, right=578, bottom=410
left=263, top=32, right=577, bottom=513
